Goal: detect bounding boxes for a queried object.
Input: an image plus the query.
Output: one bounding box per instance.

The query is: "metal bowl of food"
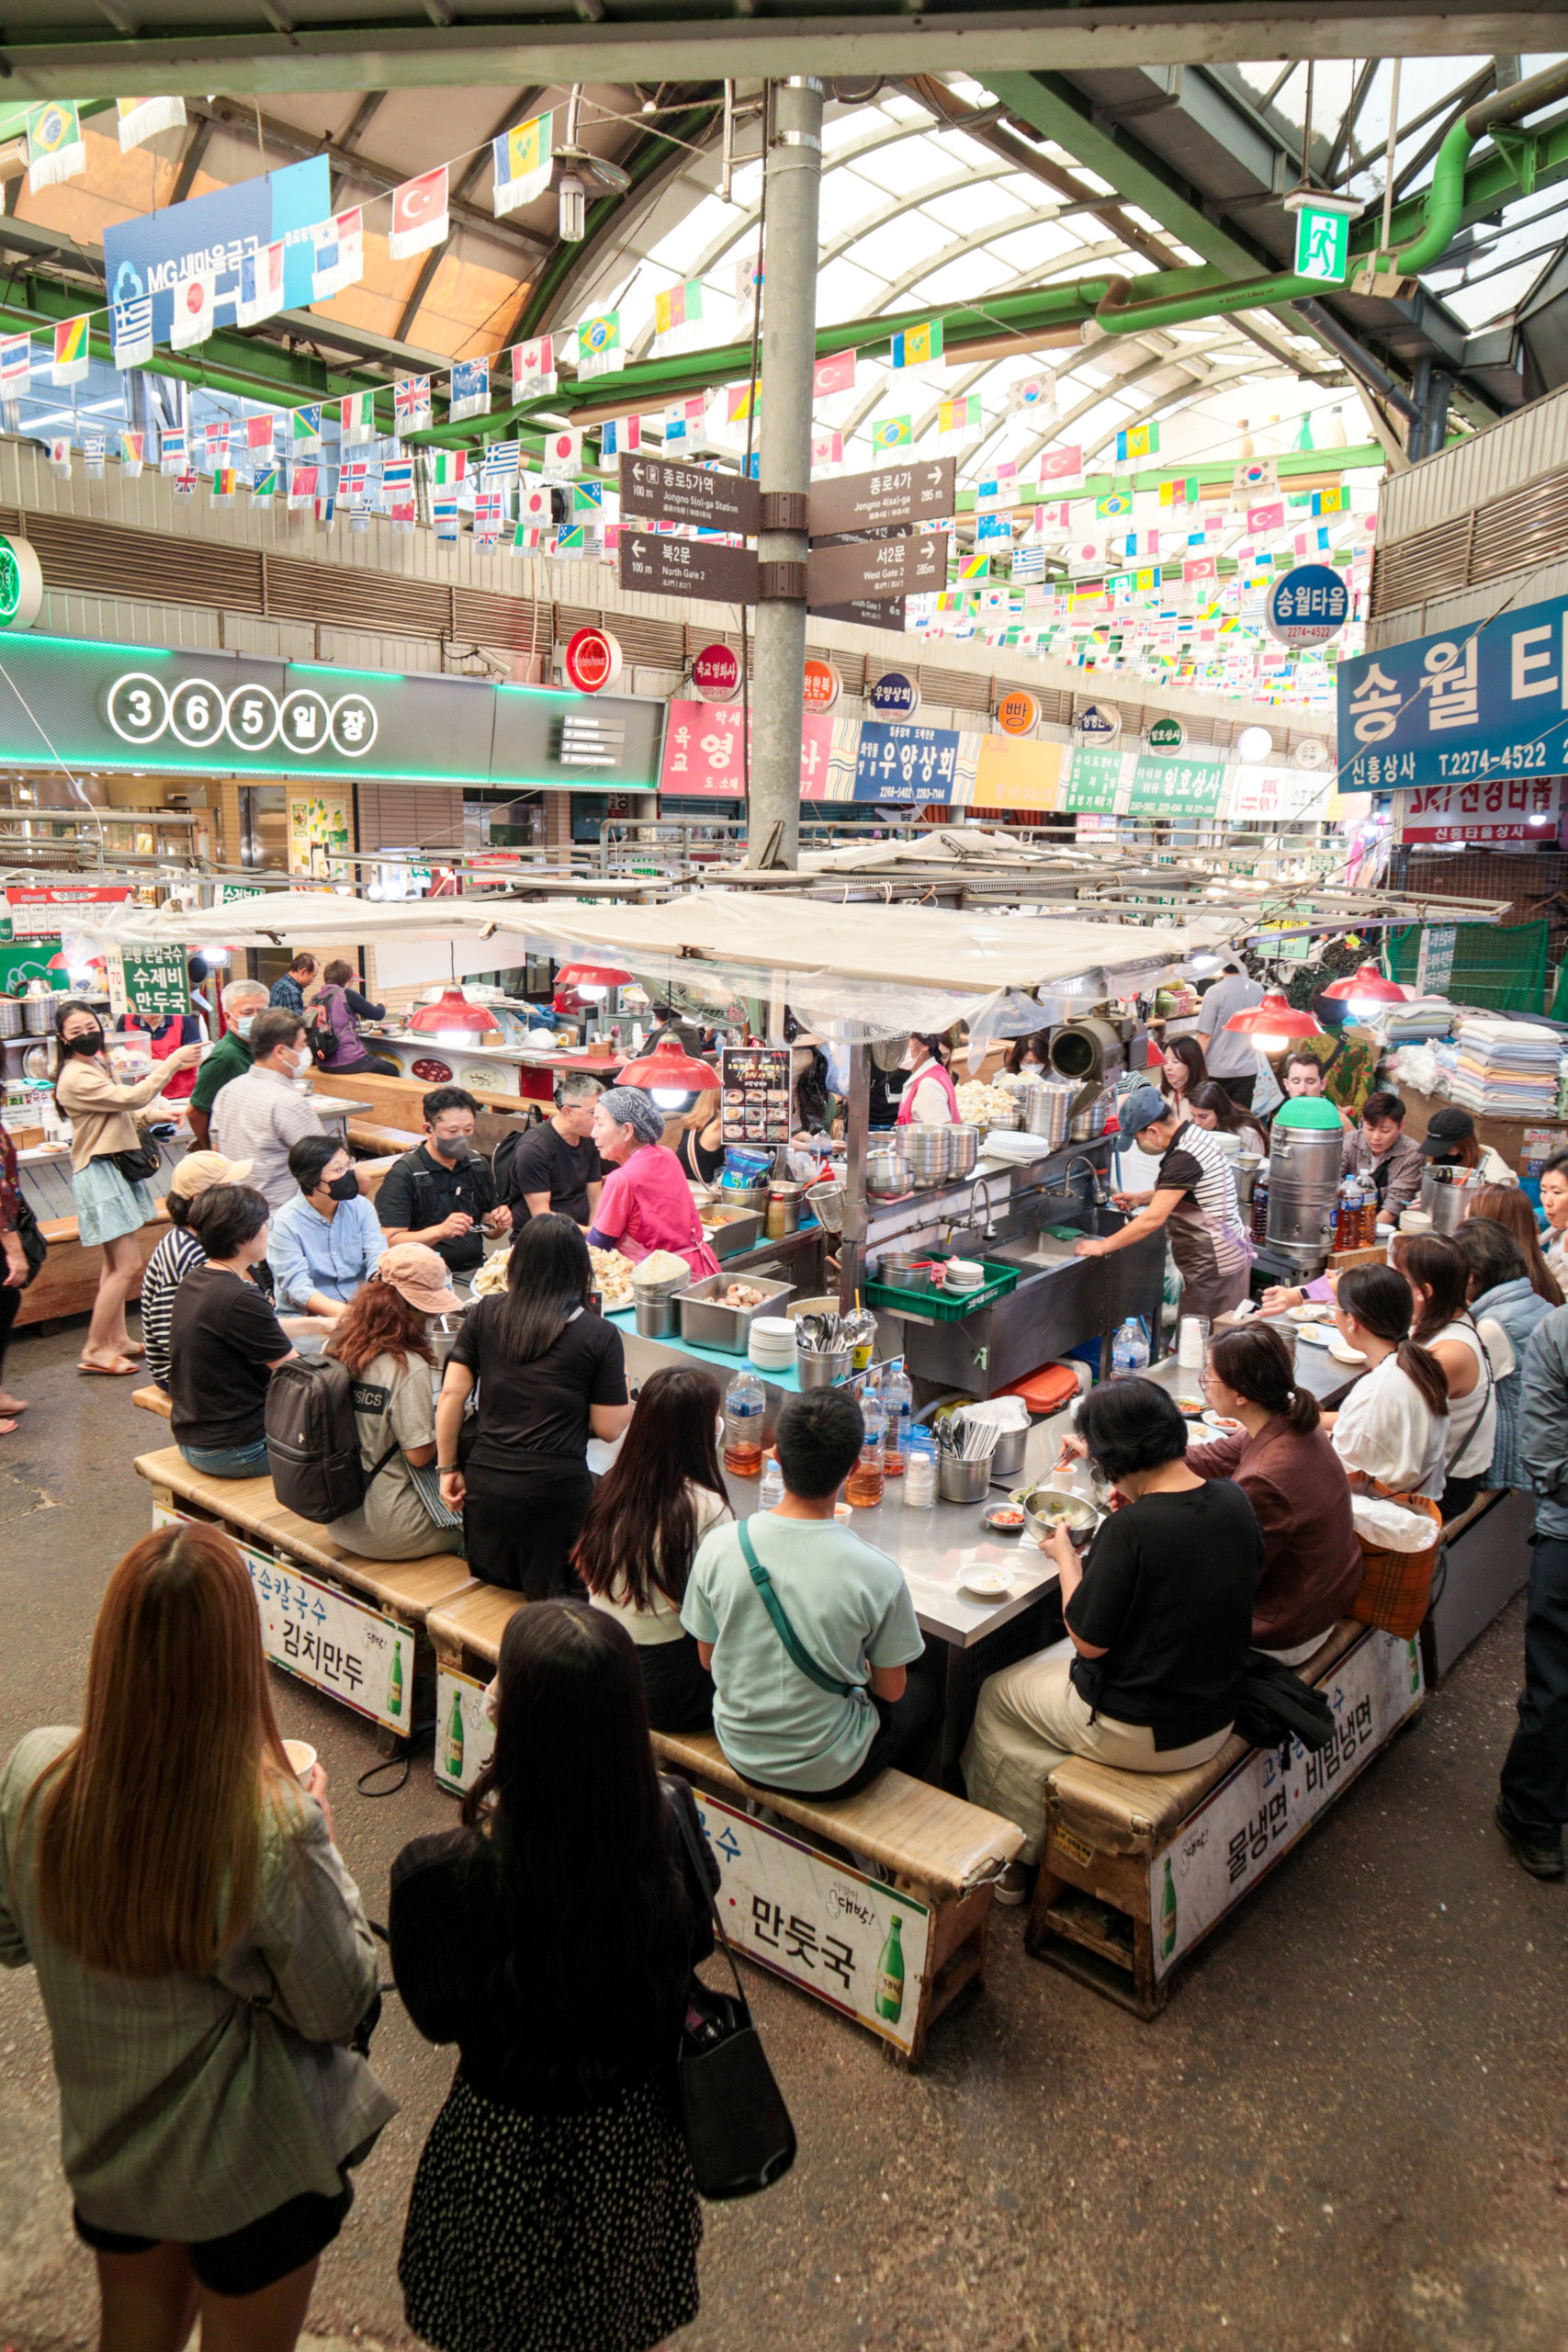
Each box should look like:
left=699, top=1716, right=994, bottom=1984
left=699, top=1202, right=762, bottom=1259
left=1016, top=1484, right=1103, bottom=1551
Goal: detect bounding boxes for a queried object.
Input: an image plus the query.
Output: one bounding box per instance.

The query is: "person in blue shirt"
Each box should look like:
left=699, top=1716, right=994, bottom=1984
left=269, top=954, right=320, bottom=1016
left=268, top=1135, right=386, bottom=1322
left=682, top=1385, right=935, bottom=1797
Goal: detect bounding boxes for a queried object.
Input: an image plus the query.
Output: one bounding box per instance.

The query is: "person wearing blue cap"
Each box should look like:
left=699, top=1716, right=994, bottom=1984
left=1075, top=1085, right=1253, bottom=1322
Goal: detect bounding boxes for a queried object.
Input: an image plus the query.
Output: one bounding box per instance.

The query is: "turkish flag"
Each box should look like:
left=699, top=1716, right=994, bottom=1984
left=1247, top=500, right=1285, bottom=535
left=1039, top=444, right=1084, bottom=481
left=813, top=350, right=855, bottom=400
left=389, top=166, right=449, bottom=260
left=1183, top=555, right=1217, bottom=582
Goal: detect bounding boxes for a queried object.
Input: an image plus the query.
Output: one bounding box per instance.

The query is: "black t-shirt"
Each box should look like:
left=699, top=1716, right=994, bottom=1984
left=376, top=1142, right=496, bottom=1272
left=1066, top=1480, right=1262, bottom=1748
left=503, top=1120, right=605, bottom=1226
left=675, top=1124, right=725, bottom=1184
left=166, top=1264, right=289, bottom=1450
left=451, top=1295, right=627, bottom=1470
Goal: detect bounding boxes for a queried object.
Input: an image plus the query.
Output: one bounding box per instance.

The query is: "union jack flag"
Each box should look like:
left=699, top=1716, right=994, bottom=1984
left=394, top=375, right=432, bottom=434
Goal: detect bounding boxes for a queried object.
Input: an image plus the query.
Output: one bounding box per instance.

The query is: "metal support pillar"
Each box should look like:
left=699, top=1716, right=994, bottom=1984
left=839, top=1040, right=869, bottom=1313
left=747, top=74, right=823, bottom=873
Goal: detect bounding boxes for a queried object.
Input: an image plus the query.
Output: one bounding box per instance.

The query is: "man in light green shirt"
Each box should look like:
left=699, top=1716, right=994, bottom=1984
left=682, top=1386, right=933, bottom=1795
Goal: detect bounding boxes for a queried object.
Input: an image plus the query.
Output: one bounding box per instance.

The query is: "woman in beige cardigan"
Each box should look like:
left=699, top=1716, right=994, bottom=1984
left=53, top=1001, right=201, bottom=1375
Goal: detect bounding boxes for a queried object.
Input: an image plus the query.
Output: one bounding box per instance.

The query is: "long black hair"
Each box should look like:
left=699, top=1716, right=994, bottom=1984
left=494, top=1212, right=592, bottom=1362
left=1392, top=1230, right=1472, bottom=1345
left=51, top=995, right=104, bottom=1106
left=1337, top=1261, right=1450, bottom=1420
left=573, top=1366, right=728, bottom=1612
left=463, top=1602, right=690, bottom=2095
left=1188, top=1080, right=1269, bottom=1150
left=1158, top=1034, right=1208, bottom=1101
left=1209, top=1322, right=1319, bottom=1433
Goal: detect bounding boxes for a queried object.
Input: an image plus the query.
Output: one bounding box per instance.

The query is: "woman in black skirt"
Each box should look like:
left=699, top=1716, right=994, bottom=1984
left=390, top=1601, right=717, bottom=2352
left=574, top=1364, right=732, bottom=1732
left=436, top=1215, right=632, bottom=1595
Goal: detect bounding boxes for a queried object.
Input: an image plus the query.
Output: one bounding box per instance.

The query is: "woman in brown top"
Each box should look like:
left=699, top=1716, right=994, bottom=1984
left=1186, top=1323, right=1362, bottom=1662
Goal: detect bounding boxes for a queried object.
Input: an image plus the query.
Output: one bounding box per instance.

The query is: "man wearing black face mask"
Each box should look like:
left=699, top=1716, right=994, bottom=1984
left=377, top=1086, right=503, bottom=1276
left=268, top=1135, right=387, bottom=1320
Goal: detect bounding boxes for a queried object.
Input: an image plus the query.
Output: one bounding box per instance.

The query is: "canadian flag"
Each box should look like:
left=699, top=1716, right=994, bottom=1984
left=389, top=166, right=449, bottom=260
left=170, top=270, right=216, bottom=350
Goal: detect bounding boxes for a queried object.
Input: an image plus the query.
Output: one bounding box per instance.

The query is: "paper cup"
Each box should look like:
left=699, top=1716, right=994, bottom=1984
left=282, top=1738, right=318, bottom=1784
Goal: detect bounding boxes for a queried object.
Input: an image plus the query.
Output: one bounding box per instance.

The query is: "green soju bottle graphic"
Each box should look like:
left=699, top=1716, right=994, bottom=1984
left=1409, top=1638, right=1421, bottom=1695
left=1160, top=1859, right=1178, bottom=1962
left=387, top=1642, right=404, bottom=1722
left=874, top=1917, right=905, bottom=2022
left=446, top=1688, right=464, bottom=1783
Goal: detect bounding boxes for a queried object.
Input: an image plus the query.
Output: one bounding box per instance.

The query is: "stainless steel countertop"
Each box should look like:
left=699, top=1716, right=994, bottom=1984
left=1145, top=1312, right=1365, bottom=1413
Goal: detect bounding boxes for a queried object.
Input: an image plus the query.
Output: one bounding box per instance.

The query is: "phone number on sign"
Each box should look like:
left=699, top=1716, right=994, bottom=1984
left=1437, top=741, right=1551, bottom=778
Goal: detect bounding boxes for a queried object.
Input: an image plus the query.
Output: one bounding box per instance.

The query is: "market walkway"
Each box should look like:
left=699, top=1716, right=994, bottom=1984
left=1, top=1324, right=1563, bottom=2352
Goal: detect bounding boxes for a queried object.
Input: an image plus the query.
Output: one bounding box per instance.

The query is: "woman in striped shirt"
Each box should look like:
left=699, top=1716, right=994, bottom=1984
left=1075, top=1085, right=1253, bottom=1322
left=139, top=1150, right=254, bottom=1389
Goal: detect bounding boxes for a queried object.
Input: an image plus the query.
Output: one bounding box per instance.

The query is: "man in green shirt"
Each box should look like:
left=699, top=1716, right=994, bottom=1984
left=187, top=978, right=267, bottom=1148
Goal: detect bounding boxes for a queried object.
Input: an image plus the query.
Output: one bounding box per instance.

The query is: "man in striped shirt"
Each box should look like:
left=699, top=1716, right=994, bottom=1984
left=1075, top=1086, right=1253, bottom=1322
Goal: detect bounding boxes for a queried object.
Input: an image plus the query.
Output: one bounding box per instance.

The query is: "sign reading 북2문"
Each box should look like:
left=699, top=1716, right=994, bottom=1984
left=1149, top=1628, right=1421, bottom=1981
left=1337, top=588, right=1568, bottom=792
left=693, top=1790, right=930, bottom=2054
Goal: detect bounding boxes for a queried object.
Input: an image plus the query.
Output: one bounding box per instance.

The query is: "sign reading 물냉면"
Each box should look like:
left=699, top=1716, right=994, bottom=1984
left=242, top=1545, right=415, bottom=1732
left=693, top=1791, right=930, bottom=2053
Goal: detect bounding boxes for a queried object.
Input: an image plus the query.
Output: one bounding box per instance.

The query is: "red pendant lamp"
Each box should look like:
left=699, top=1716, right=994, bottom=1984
left=615, top=1035, right=722, bottom=1107
left=1223, top=992, right=1324, bottom=1053
left=1321, top=963, right=1410, bottom=1016
left=408, top=988, right=497, bottom=1038
left=556, top=960, right=631, bottom=1001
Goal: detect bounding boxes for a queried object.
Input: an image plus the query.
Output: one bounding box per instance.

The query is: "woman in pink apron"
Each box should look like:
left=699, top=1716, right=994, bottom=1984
left=895, top=1033, right=959, bottom=1126
left=588, top=1086, right=721, bottom=1278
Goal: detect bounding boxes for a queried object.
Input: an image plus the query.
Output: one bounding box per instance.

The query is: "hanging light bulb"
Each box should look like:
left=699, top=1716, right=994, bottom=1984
left=558, top=172, right=587, bottom=242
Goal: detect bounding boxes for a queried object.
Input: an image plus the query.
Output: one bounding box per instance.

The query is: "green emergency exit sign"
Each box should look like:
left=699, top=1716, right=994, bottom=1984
left=1292, top=204, right=1349, bottom=285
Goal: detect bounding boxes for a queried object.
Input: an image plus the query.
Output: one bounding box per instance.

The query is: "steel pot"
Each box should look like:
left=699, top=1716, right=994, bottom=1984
left=1420, top=1164, right=1472, bottom=1237
left=1019, top=1079, right=1075, bottom=1148
left=987, top=1424, right=1028, bottom=1481
left=874, top=1250, right=931, bottom=1294
left=21, top=994, right=54, bottom=1036
left=634, top=1294, right=679, bottom=1338
left=937, top=1453, right=991, bottom=1505
left=945, top=1123, right=979, bottom=1179
left=0, top=1000, right=21, bottom=1039
left=797, top=1346, right=851, bottom=1388
left=766, top=1182, right=803, bottom=1239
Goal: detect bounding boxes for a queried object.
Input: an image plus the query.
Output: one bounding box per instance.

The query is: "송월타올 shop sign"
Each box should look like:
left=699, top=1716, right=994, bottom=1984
left=0, top=633, right=662, bottom=793
left=1337, top=587, right=1568, bottom=793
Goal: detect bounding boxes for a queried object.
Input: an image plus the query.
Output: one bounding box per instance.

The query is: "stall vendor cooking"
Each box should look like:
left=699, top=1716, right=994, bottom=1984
left=588, top=1086, right=721, bottom=1279
left=1075, top=1084, right=1253, bottom=1322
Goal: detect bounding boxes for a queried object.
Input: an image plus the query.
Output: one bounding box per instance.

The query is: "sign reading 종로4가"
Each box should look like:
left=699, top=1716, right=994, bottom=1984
left=1337, top=588, right=1568, bottom=793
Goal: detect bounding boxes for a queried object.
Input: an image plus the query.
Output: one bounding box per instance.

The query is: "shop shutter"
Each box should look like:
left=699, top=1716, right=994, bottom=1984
left=23, top=512, right=265, bottom=613
left=263, top=554, right=451, bottom=639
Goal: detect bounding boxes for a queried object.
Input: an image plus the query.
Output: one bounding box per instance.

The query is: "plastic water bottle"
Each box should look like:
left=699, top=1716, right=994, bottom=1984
left=759, top=1453, right=784, bottom=1510
left=722, top=1369, right=766, bottom=1477
left=881, top=1360, right=912, bottom=1477
left=1111, top=1318, right=1149, bottom=1379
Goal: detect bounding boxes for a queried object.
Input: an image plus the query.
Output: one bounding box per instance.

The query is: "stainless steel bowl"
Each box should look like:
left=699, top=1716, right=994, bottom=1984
left=865, top=1149, right=909, bottom=1197
left=945, top=1124, right=979, bottom=1179
left=1018, top=1483, right=1103, bottom=1550
left=874, top=1250, right=931, bottom=1294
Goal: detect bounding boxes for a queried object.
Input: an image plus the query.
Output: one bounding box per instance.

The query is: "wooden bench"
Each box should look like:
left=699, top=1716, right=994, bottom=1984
left=132, top=1385, right=172, bottom=1419
left=424, top=1586, right=1022, bottom=2067
left=347, top=1120, right=424, bottom=1158
left=1025, top=1621, right=1425, bottom=2018
left=134, top=1446, right=475, bottom=1747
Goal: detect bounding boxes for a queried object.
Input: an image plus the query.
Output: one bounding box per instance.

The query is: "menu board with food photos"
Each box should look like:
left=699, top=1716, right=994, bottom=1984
left=720, top=1045, right=791, bottom=1147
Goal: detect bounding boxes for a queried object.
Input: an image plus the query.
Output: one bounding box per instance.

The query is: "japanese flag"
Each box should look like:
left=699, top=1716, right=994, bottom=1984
left=170, top=270, right=216, bottom=351
left=519, top=474, right=553, bottom=525
left=389, top=167, right=449, bottom=261
left=541, top=427, right=581, bottom=480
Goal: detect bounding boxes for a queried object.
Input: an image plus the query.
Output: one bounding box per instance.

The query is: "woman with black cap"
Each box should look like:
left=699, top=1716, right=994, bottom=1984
left=1419, top=1105, right=1516, bottom=1190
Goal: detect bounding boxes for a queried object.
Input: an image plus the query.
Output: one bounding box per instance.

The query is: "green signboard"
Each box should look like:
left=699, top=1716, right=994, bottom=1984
left=1064, top=745, right=1123, bottom=814
left=1292, top=205, right=1349, bottom=285
left=1128, top=752, right=1224, bottom=818
left=109, top=942, right=190, bottom=1024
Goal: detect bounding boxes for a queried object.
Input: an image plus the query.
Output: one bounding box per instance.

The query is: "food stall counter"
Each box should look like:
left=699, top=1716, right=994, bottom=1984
left=364, top=1030, right=624, bottom=1105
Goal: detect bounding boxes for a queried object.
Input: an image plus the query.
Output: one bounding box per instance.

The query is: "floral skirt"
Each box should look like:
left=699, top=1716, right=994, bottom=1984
left=400, top=2069, right=702, bottom=2352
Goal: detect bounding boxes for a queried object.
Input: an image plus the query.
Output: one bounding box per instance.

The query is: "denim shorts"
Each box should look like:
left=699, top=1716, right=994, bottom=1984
left=177, top=1436, right=271, bottom=1479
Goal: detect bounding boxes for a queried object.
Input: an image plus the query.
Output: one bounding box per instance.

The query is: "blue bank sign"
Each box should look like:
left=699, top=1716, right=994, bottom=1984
left=103, top=158, right=328, bottom=345
left=1337, top=590, right=1568, bottom=792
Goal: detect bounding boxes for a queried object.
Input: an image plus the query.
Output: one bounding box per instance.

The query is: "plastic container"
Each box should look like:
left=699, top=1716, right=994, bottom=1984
left=846, top=1389, right=886, bottom=1508
left=881, top=1361, right=912, bottom=1476
left=1111, top=1317, right=1150, bottom=1379
left=722, top=1368, right=766, bottom=1477
left=903, top=1439, right=936, bottom=1509
left=759, top=1454, right=785, bottom=1510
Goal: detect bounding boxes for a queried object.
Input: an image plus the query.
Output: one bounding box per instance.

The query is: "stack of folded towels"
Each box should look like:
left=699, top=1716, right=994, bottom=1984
left=1447, top=1016, right=1562, bottom=1120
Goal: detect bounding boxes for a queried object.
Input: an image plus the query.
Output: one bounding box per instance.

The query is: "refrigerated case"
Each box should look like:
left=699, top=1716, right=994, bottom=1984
left=240, top=785, right=288, bottom=872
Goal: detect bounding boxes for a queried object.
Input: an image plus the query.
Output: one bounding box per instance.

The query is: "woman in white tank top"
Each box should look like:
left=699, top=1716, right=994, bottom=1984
left=1393, top=1233, right=1498, bottom=1514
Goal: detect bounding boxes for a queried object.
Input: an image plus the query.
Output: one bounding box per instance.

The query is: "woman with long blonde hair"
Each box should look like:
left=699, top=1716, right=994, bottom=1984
left=0, top=1521, right=394, bottom=2351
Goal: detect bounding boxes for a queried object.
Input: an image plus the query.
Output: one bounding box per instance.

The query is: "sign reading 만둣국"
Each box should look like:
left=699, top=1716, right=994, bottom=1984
left=242, top=1545, right=415, bottom=1732
left=107, top=941, right=190, bottom=1024
left=1337, top=587, right=1568, bottom=793
left=693, top=1790, right=930, bottom=2054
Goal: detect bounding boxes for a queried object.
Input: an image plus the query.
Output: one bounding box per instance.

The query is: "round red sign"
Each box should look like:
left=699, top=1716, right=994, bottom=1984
left=564, top=626, right=623, bottom=695
left=803, top=657, right=841, bottom=713
left=691, top=641, right=741, bottom=703
left=996, top=686, right=1041, bottom=738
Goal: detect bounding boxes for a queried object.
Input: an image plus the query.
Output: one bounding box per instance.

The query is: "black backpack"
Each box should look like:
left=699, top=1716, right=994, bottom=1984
left=265, top=1355, right=398, bottom=1522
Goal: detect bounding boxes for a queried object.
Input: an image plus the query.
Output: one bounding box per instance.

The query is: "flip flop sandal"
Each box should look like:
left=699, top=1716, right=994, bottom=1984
left=77, top=1357, right=139, bottom=1376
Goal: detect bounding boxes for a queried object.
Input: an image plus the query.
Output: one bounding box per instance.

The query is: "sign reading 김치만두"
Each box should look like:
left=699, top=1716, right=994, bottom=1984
left=1337, top=588, right=1568, bottom=792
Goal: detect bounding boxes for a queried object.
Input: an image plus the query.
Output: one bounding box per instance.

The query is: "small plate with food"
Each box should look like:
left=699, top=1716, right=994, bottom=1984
left=1288, top=1302, right=1332, bottom=1323
left=980, top=1502, right=1028, bottom=1535
left=1294, top=1320, right=1335, bottom=1346
left=1201, top=1411, right=1247, bottom=1435
left=959, top=1565, right=1016, bottom=1600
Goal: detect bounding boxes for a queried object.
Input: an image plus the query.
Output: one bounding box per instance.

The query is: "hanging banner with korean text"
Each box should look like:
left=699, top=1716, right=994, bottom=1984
left=657, top=696, right=840, bottom=801
left=1337, top=590, right=1568, bottom=793
left=1127, top=751, right=1225, bottom=818
left=106, top=941, right=191, bottom=1023
left=104, top=156, right=329, bottom=345
left=242, top=1544, right=416, bottom=1733
left=1397, top=776, right=1567, bottom=844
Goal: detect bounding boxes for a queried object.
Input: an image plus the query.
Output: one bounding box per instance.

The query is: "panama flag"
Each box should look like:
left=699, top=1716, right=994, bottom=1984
left=394, top=375, right=432, bottom=435
left=52, top=314, right=90, bottom=386
left=510, top=339, right=556, bottom=400
left=169, top=271, right=216, bottom=351
left=492, top=112, right=553, bottom=217
left=661, top=396, right=707, bottom=455
left=541, top=427, right=581, bottom=480
left=388, top=166, right=448, bottom=260
left=340, top=390, right=377, bottom=447
left=235, top=240, right=287, bottom=329
left=311, top=209, right=364, bottom=302
left=111, top=298, right=153, bottom=371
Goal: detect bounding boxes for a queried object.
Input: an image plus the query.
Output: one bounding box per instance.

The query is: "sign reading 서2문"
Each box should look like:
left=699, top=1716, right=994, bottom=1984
left=1337, top=588, right=1568, bottom=792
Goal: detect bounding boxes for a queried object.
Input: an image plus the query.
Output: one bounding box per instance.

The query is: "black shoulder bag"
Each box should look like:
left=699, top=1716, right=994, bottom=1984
left=670, top=1788, right=797, bottom=2200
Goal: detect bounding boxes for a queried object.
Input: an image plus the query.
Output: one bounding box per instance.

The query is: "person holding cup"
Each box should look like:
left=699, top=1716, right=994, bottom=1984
left=0, top=1520, right=394, bottom=2350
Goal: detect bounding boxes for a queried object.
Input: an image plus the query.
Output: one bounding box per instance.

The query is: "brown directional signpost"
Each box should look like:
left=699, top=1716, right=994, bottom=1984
left=807, top=456, right=955, bottom=538
left=618, top=532, right=759, bottom=604
left=806, top=530, right=950, bottom=609
left=618, top=455, right=760, bottom=536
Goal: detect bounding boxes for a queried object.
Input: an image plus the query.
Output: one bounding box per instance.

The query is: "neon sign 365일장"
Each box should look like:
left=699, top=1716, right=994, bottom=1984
left=106, top=672, right=378, bottom=759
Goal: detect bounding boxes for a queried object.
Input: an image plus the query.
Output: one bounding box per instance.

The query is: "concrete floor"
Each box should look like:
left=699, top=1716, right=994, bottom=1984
left=2, top=1319, right=1566, bottom=2352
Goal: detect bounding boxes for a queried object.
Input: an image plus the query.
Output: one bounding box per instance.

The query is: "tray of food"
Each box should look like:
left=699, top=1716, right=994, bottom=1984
left=676, top=1270, right=795, bottom=1352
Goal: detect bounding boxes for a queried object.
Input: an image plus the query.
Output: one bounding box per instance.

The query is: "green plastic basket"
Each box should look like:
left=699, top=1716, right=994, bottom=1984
left=863, top=1259, right=1021, bottom=1322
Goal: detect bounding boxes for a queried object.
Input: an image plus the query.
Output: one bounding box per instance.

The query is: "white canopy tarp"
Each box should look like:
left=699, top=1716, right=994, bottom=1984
left=83, top=888, right=1241, bottom=1040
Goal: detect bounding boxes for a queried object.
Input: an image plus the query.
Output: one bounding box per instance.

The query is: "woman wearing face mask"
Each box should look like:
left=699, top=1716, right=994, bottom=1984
left=1004, top=1032, right=1051, bottom=1078
left=327, top=1245, right=467, bottom=1562
left=896, top=1031, right=959, bottom=1125
left=53, top=999, right=203, bottom=1376
left=587, top=1089, right=720, bottom=1278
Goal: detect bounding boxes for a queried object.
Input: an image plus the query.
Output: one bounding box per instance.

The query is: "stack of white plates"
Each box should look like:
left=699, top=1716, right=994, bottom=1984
left=749, top=1317, right=797, bottom=1373
left=942, top=1257, right=986, bottom=1293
